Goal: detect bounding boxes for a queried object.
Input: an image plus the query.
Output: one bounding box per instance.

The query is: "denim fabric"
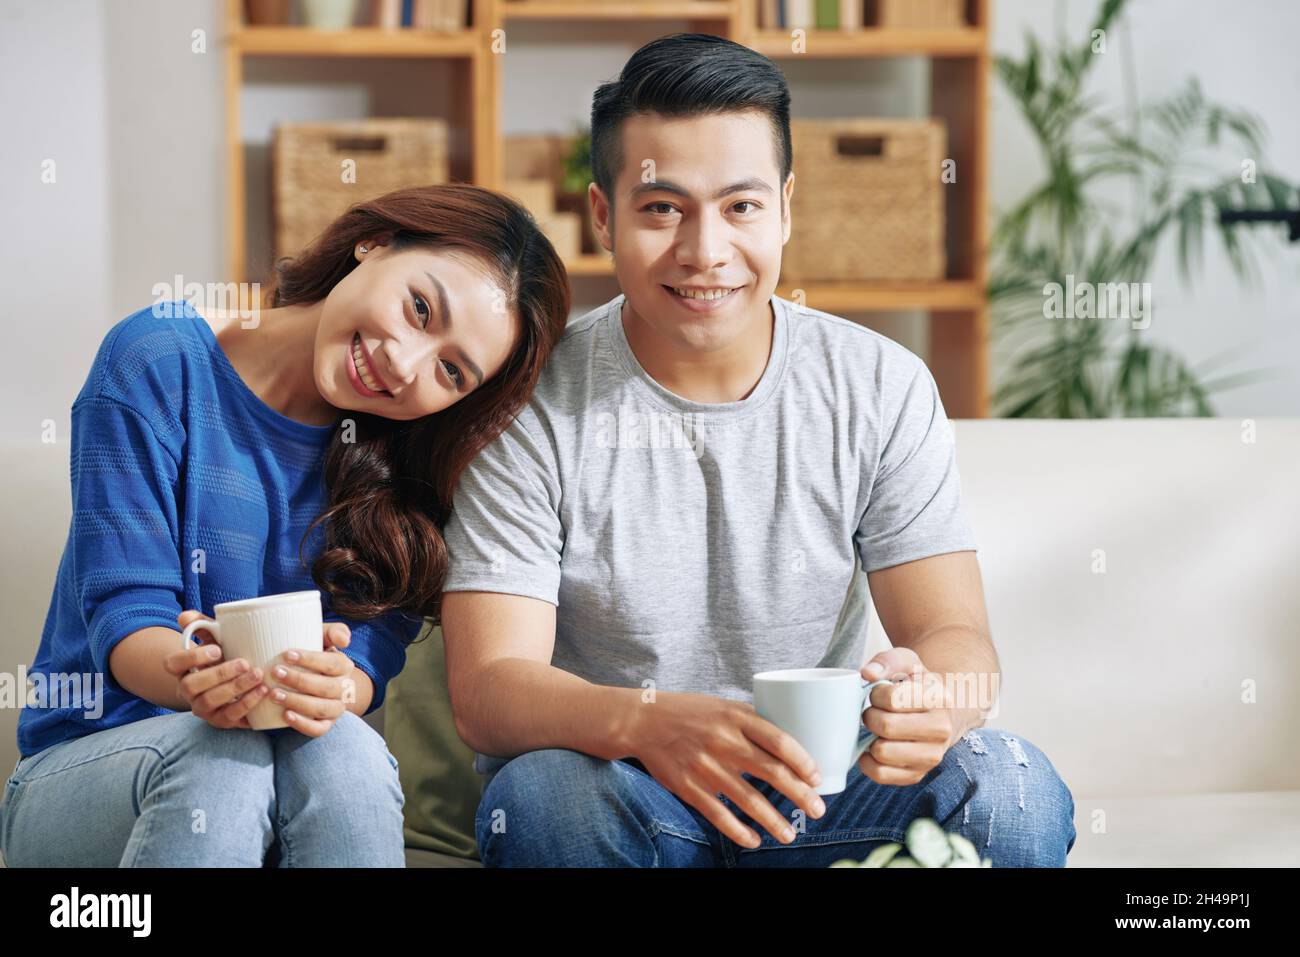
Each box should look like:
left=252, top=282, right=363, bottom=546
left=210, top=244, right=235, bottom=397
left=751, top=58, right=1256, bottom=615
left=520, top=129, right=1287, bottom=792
left=474, top=726, right=1076, bottom=867
left=0, top=711, right=405, bottom=867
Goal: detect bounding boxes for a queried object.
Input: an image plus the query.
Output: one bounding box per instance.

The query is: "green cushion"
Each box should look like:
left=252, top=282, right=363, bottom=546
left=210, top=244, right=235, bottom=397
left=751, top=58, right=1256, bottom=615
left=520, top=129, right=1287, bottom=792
left=384, top=621, right=481, bottom=861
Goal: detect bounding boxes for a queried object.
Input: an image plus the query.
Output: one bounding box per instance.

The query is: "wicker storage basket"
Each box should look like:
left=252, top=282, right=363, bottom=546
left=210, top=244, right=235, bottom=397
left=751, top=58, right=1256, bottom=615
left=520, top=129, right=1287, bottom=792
left=273, top=118, right=449, bottom=259
left=504, top=133, right=598, bottom=255
left=783, top=118, right=946, bottom=282
left=874, top=0, right=966, bottom=29
left=501, top=178, right=556, bottom=218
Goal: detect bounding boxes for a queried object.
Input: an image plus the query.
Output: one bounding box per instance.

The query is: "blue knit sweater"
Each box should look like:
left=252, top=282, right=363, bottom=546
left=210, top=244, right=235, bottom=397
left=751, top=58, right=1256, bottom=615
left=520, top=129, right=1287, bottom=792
left=17, top=301, right=424, bottom=758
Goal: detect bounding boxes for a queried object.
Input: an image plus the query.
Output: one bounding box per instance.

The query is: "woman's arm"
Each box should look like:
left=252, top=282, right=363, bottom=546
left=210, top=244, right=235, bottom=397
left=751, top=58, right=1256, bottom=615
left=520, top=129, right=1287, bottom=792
left=109, top=625, right=194, bottom=711
left=345, top=668, right=375, bottom=717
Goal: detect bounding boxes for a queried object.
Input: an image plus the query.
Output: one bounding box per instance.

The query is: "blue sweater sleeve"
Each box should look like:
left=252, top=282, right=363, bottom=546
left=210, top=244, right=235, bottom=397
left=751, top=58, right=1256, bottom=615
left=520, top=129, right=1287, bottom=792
left=70, top=393, right=185, bottom=695
left=328, top=608, right=425, bottom=715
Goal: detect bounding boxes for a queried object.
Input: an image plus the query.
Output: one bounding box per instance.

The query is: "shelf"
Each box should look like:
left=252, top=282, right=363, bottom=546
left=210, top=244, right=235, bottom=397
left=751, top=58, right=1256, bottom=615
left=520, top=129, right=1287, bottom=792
left=502, top=1, right=734, bottom=19
left=230, top=26, right=479, bottom=57
left=223, top=0, right=993, bottom=415
left=565, top=254, right=618, bottom=276
left=773, top=280, right=984, bottom=312
left=750, top=28, right=985, bottom=58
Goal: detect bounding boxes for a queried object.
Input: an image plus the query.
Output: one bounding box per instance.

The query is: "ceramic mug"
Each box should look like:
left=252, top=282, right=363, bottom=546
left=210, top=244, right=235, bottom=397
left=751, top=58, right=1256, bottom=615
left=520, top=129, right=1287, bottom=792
left=180, top=590, right=324, bottom=730
left=753, top=667, right=897, bottom=795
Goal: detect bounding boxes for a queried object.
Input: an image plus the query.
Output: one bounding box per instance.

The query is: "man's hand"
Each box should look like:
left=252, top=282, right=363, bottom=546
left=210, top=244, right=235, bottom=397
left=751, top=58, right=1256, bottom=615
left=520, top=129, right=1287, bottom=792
left=857, top=647, right=962, bottom=786
left=629, top=691, right=827, bottom=849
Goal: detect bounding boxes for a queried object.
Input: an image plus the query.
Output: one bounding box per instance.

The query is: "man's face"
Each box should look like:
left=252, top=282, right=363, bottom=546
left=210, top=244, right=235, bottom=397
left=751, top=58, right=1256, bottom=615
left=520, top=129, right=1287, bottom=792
left=590, top=110, right=794, bottom=356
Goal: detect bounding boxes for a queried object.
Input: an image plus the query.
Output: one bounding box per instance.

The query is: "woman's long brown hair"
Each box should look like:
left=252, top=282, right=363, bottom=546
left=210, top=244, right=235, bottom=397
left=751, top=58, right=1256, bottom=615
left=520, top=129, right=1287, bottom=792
left=270, top=184, right=570, bottom=628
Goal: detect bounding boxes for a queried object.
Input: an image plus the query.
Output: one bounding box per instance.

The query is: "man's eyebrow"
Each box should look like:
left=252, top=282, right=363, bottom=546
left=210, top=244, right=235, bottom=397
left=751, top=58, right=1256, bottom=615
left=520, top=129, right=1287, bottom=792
left=424, top=270, right=484, bottom=389
left=628, top=177, right=774, bottom=201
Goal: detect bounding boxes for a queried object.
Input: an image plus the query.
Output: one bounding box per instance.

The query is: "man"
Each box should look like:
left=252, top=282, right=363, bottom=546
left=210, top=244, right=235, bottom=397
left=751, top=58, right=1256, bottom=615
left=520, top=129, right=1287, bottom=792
left=441, top=33, right=1076, bottom=867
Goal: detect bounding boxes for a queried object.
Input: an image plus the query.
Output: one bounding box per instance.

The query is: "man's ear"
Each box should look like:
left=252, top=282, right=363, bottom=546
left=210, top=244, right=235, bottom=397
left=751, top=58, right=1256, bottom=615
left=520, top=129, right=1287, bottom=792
left=589, top=182, right=614, bottom=254
left=781, top=171, right=794, bottom=246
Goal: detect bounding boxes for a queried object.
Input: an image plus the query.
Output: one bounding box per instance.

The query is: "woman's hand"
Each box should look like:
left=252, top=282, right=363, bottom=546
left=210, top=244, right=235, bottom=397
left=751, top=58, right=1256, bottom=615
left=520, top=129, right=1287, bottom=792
left=264, top=622, right=357, bottom=738
left=164, top=610, right=268, bottom=729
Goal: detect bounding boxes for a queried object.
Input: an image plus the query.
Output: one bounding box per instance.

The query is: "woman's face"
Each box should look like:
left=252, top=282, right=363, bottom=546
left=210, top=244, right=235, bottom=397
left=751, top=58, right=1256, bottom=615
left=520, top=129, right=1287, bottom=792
left=313, top=242, right=520, bottom=420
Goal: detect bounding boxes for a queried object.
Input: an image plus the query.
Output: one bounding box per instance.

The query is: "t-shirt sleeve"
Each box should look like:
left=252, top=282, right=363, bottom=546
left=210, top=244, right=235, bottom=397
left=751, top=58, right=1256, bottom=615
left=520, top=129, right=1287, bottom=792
left=70, top=395, right=186, bottom=695
left=441, top=411, right=564, bottom=605
left=855, top=358, right=977, bottom=573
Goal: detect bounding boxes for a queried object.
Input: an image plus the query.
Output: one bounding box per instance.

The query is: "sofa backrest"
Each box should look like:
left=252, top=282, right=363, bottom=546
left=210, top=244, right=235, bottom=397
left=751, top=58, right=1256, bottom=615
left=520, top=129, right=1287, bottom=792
left=4, top=420, right=1298, bottom=799
left=932, top=419, right=1300, bottom=798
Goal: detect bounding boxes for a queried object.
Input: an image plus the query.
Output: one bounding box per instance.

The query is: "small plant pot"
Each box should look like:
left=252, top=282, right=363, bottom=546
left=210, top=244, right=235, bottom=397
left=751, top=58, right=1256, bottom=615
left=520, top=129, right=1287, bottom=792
left=300, top=0, right=359, bottom=29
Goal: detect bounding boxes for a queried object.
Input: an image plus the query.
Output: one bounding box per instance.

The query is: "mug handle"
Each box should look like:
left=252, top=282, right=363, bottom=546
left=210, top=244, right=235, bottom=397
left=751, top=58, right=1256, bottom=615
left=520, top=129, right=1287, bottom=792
left=851, top=678, right=896, bottom=763
left=180, top=618, right=222, bottom=655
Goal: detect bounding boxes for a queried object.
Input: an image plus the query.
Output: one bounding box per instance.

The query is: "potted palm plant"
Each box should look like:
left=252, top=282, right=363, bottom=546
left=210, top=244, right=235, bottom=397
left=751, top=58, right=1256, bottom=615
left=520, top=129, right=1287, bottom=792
left=990, top=0, right=1298, bottom=416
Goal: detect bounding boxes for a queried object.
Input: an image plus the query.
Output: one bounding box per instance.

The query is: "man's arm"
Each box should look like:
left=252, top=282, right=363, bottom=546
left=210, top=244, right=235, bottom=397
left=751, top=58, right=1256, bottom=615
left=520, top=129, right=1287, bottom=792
left=441, top=589, right=826, bottom=848
left=441, top=591, right=641, bottom=760
left=866, top=550, right=1000, bottom=738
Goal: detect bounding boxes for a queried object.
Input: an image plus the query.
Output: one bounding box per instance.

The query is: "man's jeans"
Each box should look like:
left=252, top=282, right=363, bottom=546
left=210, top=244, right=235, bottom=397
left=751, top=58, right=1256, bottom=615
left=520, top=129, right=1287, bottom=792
left=475, top=726, right=1077, bottom=867
left=0, top=711, right=406, bottom=867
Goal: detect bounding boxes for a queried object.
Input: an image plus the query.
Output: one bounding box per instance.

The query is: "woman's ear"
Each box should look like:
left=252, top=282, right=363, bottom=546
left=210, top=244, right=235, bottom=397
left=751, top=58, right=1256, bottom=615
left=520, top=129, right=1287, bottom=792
left=355, top=237, right=390, bottom=261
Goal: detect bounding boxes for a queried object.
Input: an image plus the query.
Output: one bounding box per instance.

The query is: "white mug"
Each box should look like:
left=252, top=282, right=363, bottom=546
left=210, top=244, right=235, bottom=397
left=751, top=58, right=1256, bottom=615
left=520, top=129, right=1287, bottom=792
left=753, top=667, right=896, bottom=795
left=180, top=590, right=324, bottom=730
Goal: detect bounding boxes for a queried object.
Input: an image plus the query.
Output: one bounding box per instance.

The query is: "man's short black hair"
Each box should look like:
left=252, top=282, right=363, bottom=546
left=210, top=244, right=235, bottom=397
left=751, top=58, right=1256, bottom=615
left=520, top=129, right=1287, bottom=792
left=589, top=33, right=793, bottom=214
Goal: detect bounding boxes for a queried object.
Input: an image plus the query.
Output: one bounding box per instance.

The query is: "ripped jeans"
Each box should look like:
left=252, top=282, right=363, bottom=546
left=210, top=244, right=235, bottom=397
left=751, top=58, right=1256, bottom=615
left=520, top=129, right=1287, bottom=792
left=475, top=726, right=1077, bottom=867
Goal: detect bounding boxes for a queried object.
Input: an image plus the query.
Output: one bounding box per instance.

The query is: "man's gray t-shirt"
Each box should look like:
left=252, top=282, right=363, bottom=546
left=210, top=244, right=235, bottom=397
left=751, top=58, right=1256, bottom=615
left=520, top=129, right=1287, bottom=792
left=442, top=293, right=976, bottom=767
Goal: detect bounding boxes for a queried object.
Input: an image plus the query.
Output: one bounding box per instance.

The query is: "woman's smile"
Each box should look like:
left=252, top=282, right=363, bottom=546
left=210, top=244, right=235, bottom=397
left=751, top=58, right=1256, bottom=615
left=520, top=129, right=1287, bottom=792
left=347, top=332, right=393, bottom=398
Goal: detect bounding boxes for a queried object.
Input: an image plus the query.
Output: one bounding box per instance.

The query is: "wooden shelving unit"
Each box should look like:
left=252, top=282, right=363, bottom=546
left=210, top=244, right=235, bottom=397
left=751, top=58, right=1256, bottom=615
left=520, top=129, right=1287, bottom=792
left=222, top=0, right=990, bottom=416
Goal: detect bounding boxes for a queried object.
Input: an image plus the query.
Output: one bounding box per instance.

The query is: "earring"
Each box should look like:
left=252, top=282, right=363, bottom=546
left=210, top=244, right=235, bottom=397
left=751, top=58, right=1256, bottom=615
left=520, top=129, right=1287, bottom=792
left=359, top=245, right=368, bottom=253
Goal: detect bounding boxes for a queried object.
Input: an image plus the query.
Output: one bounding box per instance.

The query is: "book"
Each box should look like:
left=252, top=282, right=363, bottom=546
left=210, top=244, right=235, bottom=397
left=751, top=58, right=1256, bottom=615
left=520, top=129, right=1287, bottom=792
left=373, top=0, right=402, bottom=28
left=815, top=0, right=839, bottom=29
left=841, top=0, right=863, bottom=29
left=787, top=0, right=813, bottom=29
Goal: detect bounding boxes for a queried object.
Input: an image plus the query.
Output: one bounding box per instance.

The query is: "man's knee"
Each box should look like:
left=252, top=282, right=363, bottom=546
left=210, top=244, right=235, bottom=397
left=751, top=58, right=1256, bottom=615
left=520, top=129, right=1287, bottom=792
left=950, top=728, right=1076, bottom=866
left=475, top=749, right=633, bottom=864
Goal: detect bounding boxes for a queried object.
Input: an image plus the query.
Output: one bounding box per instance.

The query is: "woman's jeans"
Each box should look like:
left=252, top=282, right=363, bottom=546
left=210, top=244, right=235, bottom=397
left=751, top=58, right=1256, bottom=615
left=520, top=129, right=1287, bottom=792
left=475, top=726, right=1077, bottom=867
left=0, top=711, right=406, bottom=867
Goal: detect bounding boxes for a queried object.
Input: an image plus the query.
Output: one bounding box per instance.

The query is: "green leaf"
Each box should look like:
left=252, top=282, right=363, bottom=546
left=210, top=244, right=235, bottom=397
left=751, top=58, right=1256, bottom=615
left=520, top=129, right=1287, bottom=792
left=905, top=818, right=953, bottom=867
left=948, top=832, right=981, bottom=865
left=862, top=842, right=905, bottom=867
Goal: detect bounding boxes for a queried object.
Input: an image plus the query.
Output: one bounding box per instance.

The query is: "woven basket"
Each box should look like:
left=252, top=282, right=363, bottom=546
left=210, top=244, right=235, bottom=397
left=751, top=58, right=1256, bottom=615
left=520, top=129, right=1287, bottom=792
left=504, top=133, right=599, bottom=254
left=272, top=118, right=449, bottom=259
left=874, top=0, right=966, bottom=29
left=783, top=118, right=946, bottom=282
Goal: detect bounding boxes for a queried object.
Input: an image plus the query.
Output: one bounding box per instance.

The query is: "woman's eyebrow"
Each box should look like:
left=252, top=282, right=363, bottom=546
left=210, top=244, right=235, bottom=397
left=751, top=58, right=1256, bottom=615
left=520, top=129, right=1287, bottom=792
left=424, top=270, right=484, bottom=388
left=629, top=177, right=773, bottom=200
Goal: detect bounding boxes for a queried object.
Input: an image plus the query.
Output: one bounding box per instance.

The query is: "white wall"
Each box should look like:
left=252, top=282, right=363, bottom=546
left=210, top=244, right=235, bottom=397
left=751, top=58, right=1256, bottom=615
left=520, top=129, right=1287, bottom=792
left=0, top=0, right=114, bottom=444
left=990, top=0, right=1300, bottom=415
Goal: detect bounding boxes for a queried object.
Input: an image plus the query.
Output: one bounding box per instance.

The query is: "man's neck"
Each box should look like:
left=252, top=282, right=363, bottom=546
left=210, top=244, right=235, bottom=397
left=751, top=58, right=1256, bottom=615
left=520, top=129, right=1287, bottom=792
left=621, top=298, right=775, bottom=404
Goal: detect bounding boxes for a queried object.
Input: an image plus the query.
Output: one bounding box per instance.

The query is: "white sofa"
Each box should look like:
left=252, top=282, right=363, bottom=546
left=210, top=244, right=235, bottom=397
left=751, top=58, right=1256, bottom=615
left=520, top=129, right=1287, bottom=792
left=2, top=419, right=1298, bottom=867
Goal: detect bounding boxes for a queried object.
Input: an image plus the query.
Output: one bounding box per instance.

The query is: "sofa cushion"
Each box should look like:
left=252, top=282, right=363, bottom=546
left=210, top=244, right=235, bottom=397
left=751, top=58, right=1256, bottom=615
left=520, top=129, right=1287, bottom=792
left=383, top=621, right=481, bottom=861
left=1066, top=790, right=1300, bottom=867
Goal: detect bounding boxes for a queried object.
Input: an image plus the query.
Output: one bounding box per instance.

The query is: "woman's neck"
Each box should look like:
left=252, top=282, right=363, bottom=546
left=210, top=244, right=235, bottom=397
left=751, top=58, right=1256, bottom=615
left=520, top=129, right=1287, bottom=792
left=202, top=300, right=339, bottom=427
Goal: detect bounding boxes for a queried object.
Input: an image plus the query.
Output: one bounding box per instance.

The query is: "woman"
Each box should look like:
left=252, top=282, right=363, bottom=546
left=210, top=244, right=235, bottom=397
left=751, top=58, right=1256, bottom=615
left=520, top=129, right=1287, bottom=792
left=0, top=184, right=570, bottom=866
